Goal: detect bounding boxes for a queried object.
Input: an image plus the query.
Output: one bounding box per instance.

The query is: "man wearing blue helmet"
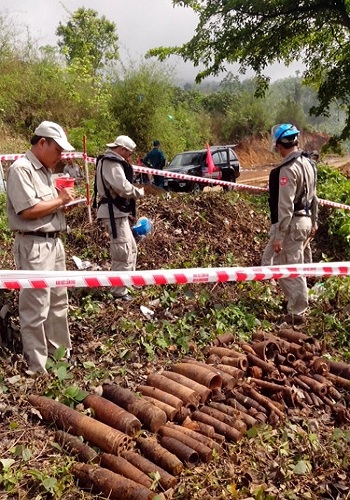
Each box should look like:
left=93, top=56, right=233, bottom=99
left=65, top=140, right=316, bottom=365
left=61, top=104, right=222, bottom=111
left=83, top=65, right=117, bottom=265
left=262, top=123, right=318, bottom=325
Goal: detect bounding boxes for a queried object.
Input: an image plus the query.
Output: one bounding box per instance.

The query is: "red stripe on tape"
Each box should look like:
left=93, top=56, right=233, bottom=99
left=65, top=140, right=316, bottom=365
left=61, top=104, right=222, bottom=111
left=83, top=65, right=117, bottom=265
left=31, top=280, right=47, bottom=289
left=4, top=281, right=21, bottom=289
left=236, top=272, right=248, bottom=281
left=84, top=277, right=103, bottom=287
left=254, top=273, right=266, bottom=281
left=217, top=271, right=230, bottom=282
left=131, top=277, right=146, bottom=286
left=107, top=277, right=125, bottom=286
left=174, top=273, right=188, bottom=284
left=153, top=275, right=168, bottom=285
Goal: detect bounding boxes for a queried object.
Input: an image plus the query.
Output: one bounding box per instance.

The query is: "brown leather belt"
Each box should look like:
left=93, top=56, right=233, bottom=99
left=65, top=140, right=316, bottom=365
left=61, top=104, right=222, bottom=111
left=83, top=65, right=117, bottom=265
left=20, top=231, right=60, bottom=238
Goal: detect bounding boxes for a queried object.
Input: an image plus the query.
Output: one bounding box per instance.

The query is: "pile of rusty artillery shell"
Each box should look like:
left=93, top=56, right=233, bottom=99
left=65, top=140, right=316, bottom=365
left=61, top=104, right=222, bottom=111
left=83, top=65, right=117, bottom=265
left=28, top=328, right=350, bottom=499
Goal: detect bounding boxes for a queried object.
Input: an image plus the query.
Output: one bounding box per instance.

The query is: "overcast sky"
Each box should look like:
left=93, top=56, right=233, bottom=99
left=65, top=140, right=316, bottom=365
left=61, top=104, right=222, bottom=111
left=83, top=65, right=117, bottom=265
left=1, top=0, right=303, bottom=83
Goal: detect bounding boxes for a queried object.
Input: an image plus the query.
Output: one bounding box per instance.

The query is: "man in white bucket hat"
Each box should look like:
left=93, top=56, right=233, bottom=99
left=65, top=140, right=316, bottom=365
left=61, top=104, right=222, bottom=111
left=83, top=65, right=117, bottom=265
left=94, top=135, right=145, bottom=301
left=6, top=120, right=76, bottom=375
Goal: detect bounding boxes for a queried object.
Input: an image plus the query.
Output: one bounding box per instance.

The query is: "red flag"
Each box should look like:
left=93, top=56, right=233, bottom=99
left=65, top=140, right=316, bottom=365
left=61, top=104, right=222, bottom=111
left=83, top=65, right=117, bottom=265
left=206, top=142, right=215, bottom=175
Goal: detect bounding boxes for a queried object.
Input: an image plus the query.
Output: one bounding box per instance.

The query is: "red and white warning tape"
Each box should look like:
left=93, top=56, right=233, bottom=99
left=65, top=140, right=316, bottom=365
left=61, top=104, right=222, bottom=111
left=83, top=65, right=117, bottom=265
left=0, top=152, right=85, bottom=161
left=1, top=152, right=350, bottom=210
left=0, top=262, right=349, bottom=289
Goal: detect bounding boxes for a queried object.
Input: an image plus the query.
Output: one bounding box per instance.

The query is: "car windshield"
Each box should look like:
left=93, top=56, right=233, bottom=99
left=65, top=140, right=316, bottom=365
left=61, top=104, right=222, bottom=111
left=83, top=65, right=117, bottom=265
left=169, top=152, right=203, bottom=168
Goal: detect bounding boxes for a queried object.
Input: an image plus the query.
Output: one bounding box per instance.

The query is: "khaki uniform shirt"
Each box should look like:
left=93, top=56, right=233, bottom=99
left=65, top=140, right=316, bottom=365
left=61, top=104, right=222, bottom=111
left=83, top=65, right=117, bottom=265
left=274, top=151, right=317, bottom=241
left=6, top=150, right=66, bottom=232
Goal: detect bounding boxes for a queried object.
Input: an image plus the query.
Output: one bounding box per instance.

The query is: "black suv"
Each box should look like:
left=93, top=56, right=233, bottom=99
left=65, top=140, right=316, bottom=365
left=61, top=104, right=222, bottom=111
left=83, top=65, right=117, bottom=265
left=164, top=145, right=241, bottom=192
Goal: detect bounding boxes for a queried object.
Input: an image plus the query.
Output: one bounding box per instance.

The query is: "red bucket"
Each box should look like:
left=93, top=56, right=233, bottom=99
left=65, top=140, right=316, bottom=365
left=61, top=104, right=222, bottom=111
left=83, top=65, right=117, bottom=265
left=55, top=177, right=75, bottom=190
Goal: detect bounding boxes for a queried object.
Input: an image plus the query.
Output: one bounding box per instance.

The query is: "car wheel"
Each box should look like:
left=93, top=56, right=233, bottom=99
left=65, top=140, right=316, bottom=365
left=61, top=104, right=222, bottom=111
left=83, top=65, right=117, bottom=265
left=223, top=174, right=236, bottom=191
left=192, top=182, right=202, bottom=194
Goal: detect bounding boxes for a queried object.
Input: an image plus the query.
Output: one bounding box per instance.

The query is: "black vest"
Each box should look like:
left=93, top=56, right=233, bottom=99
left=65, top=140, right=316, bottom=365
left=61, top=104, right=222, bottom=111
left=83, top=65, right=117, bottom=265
left=268, top=151, right=314, bottom=224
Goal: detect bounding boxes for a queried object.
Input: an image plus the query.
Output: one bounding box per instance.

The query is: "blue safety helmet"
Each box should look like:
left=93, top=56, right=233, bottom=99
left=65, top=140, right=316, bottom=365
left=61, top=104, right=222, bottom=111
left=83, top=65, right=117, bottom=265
left=273, top=123, right=300, bottom=146
left=132, top=217, right=152, bottom=237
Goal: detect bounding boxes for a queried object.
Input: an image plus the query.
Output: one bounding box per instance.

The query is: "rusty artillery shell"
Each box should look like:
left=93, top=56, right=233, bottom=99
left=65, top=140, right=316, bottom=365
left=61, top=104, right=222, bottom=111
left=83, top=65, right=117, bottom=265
left=200, top=405, right=247, bottom=434
left=247, top=378, right=291, bottom=394
left=72, top=462, right=155, bottom=500
left=191, top=409, right=242, bottom=442
left=251, top=340, right=280, bottom=362
left=171, top=362, right=222, bottom=389
left=158, top=424, right=214, bottom=462
left=54, top=430, right=99, bottom=463
left=136, top=436, right=183, bottom=476
left=102, top=384, right=167, bottom=433
left=165, top=422, right=222, bottom=453
left=160, top=436, right=199, bottom=465
left=141, top=396, right=179, bottom=421
left=325, top=372, right=350, bottom=389
left=246, top=353, right=276, bottom=374
left=216, top=364, right=245, bottom=380
left=182, top=417, right=215, bottom=437
left=210, top=401, right=257, bottom=428
left=221, top=355, right=248, bottom=371
left=313, top=374, right=342, bottom=401
left=231, top=391, right=267, bottom=414
left=181, top=359, right=235, bottom=389
left=83, top=394, right=141, bottom=437
left=100, top=453, right=153, bottom=489
left=279, top=328, right=321, bottom=349
left=208, top=346, right=245, bottom=359
left=242, top=385, right=285, bottom=419
left=28, top=395, right=132, bottom=455
left=326, top=359, right=350, bottom=379
left=212, top=333, right=236, bottom=346
left=136, top=385, right=183, bottom=409
left=121, top=450, right=177, bottom=490
left=161, top=370, right=212, bottom=403
left=297, top=374, right=328, bottom=396
left=146, top=373, right=200, bottom=407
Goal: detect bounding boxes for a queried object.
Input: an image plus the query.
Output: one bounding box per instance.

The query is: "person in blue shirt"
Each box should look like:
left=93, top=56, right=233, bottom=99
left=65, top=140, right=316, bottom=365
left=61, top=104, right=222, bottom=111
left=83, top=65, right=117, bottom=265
left=142, top=140, right=166, bottom=188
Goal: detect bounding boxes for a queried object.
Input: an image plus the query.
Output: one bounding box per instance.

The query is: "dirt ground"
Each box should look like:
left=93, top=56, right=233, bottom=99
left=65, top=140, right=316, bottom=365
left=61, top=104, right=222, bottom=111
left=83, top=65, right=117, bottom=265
left=1, top=133, right=350, bottom=500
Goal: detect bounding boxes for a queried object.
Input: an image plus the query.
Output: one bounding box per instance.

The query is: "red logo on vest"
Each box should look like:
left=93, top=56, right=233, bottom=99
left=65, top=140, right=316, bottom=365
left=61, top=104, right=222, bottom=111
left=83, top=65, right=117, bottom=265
left=280, top=176, right=288, bottom=186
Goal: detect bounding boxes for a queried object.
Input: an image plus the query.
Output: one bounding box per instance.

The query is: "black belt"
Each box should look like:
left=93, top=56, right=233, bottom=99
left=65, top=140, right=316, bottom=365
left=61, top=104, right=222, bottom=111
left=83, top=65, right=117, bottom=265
left=20, top=231, right=60, bottom=238
left=293, top=213, right=311, bottom=217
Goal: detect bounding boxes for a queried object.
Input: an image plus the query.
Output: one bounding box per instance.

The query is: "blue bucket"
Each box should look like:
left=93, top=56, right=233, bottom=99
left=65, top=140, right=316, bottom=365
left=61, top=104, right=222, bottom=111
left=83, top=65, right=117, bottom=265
left=132, top=217, right=152, bottom=237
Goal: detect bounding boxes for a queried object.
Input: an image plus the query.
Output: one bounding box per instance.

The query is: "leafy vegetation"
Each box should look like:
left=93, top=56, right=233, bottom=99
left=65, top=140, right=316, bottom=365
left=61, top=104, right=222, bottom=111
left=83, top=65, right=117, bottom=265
left=149, top=0, right=350, bottom=140
left=0, top=8, right=347, bottom=159
left=1, top=6, right=350, bottom=498
left=1, top=172, right=350, bottom=498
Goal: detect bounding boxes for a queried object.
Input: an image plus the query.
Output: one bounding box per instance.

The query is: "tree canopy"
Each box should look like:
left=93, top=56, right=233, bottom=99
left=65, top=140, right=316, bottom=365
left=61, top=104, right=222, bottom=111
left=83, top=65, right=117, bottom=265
left=148, top=0, right=350, bottom=139
left=56, top=8, right=119, bottom=73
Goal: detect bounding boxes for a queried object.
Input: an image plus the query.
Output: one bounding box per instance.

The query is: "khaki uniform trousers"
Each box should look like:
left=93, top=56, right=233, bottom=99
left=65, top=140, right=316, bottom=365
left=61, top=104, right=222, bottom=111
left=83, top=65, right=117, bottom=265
left=13, top=234, right=70, bottom=373
left=262, top=221, right=313, bottom=265
left=102, top=217, right=137, bottom=297
left=273, top=216, right=312, bottom=316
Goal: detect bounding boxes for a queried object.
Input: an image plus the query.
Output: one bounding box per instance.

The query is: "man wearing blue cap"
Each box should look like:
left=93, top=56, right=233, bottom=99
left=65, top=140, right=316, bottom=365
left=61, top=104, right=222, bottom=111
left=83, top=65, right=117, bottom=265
left=142, top=140, right=166, bottom=188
